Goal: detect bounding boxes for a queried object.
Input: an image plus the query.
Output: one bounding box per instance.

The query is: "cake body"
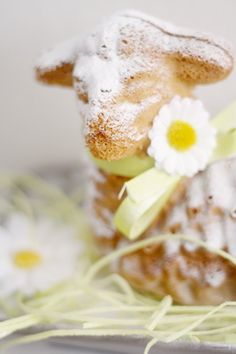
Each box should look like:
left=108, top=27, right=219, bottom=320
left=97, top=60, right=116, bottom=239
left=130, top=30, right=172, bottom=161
left=36, top=11, right=235, bottom=305
left=88, top=158, right=236, bottom=305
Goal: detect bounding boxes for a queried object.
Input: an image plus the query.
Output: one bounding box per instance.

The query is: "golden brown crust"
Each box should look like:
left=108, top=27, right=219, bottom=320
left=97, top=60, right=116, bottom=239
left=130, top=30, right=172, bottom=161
left=123, top=12, right=234, bottom=83
left=35, top=12, right=236, bottom=305
left=173, top=53, right=232, bottom=84
left=85, top=103, right=163, bottom=161
left=117, top=247, right=236, bottom=305
left=35, top=12, right=234, bottom=161
left=35, top=63, right=74, bottom=87
left=85, top=68, right=192, bottom=161
left=91, top=169, right=236, bottom=305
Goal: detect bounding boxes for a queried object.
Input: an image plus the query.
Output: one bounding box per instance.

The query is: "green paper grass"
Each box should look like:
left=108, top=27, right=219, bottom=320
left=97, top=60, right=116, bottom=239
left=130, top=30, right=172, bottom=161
left=0, top=174, right=236, bottom=354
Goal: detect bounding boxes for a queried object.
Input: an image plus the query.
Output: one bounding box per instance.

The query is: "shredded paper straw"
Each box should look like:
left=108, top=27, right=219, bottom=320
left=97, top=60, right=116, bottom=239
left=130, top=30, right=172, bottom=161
left=0, top=175, right=236, bottom=354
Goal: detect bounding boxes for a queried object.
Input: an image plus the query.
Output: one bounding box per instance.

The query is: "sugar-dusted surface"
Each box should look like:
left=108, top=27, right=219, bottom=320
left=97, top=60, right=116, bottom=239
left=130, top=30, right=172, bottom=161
left=89, top=157, right=236, bottom=295
left=36, top=9, right=235, bottom=302
left=36, top=10, right=234, bottom=151
left=164, top=159, right=236, bottom=255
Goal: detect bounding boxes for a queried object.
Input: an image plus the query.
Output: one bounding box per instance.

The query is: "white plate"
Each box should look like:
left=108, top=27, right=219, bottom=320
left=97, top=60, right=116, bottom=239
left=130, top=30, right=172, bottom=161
left=51, top=336, right=236, bottom=354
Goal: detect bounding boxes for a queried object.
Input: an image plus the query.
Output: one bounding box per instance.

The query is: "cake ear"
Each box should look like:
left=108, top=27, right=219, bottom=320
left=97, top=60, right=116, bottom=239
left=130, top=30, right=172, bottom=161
left=36, top=62, right=74, bottom=87
left=35, top=38, right=79, bottom=87
left=171, top=37, right=234, bottom=85
left=122, top=11, right=234, bottom=85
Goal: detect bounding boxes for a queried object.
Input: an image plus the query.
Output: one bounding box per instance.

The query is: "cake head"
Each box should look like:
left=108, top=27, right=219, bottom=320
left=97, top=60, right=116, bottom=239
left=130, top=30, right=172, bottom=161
left=36, top=11, right=234, bottom=161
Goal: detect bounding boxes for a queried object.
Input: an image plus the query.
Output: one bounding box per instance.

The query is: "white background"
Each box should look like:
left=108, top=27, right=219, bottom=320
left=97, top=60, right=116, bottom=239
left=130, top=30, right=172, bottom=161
left=1, top=1, right=236, bottom=352
left=0, top=0, right=235, bottom=171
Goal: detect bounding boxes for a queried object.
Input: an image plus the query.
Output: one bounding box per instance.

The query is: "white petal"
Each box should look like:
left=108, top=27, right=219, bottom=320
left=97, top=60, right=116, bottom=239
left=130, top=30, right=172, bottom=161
left=6, top=214, right=30, bottom=240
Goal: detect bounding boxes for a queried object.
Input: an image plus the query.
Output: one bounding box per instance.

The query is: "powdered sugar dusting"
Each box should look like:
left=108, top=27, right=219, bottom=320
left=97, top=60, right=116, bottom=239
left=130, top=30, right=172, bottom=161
left=149, top=158, right=236, bottom=287
left=206, top=160, right=235, bottom=210
left=224, top=217, right=236, bottom=256
left=37, top=37, right=81, bottom=72
left=187, top=175, right=205, bottom=207
left=123, top=10, right=233, bottom=66
left=37, top=10, right=233, bottom=144
left=205, top=267, right=226, bottom=287
left=167, top=159, right=236, bottom=241
left=163, top=159, right=236, bottom=285
left=85, top=165, right=116, bottom=238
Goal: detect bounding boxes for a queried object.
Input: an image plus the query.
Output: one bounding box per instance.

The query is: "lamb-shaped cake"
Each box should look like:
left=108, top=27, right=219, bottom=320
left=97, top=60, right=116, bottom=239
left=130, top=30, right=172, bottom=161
left=36, top=10, right=236, bottom=305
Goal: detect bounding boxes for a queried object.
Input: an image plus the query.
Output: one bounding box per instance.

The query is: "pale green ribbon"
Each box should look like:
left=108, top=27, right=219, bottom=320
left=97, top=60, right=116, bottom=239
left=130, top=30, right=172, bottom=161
left=92, top=154, right=154, bottom=178
left=92, top=102, right=236, bottom=240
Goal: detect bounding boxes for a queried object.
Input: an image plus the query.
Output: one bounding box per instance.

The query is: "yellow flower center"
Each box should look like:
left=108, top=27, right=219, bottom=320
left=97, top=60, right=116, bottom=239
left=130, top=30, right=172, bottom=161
left=13, top=250, right=42, bottom=269
left=167, top=120, right=197, bottom=151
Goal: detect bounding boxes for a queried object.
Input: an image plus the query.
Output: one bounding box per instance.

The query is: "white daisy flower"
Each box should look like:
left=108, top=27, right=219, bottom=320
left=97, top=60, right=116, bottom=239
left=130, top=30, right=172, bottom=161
left=148, top=96, right=216, bottom=177
left=0, top=213, right=82, bottom=297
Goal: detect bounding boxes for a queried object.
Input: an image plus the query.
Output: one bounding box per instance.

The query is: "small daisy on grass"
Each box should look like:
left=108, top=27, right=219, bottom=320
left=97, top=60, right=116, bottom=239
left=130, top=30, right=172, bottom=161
left=0, top=213, right=82, bottom=297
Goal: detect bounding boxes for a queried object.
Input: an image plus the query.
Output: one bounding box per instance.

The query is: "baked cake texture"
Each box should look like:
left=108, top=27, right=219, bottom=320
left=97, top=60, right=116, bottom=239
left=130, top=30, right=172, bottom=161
left=36, top=10, right=235, bottom=305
